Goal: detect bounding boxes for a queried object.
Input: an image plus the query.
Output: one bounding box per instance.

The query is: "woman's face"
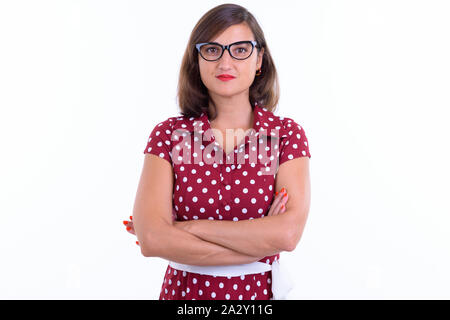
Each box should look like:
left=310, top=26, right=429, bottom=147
left=198, top=23, right=264, bottom=100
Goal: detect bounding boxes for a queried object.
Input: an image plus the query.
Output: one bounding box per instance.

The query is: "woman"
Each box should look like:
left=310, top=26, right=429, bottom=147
left=125, top=3, right=311, bottom=300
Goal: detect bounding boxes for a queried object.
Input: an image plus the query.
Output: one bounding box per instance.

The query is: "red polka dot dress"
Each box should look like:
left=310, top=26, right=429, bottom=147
left=143, top=103, right=311, bottom=300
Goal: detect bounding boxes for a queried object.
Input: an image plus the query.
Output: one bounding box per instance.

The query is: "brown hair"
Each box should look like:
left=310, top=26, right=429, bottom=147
left=176, top=3, right=280, bottom=120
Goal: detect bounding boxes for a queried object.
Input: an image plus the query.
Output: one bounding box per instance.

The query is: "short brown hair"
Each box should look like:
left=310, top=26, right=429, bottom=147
left=177, top=3, right=280, bottom=120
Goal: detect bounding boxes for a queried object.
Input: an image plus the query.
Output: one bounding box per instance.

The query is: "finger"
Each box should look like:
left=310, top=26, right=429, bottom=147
left=127, top=221, right=136, bottom=235
left=272, top=192, right=289, bottom=215
left=124, top=220, right=135, bottom=235
left=268, top=190, right=286, bottom=216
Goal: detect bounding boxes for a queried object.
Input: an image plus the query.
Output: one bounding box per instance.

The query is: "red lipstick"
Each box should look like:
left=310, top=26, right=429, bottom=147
left=217, top=74, right=236, bottom=81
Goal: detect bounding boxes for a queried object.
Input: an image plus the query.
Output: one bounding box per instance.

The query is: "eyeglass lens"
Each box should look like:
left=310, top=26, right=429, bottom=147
left=200, top=42, right=253, bottom=61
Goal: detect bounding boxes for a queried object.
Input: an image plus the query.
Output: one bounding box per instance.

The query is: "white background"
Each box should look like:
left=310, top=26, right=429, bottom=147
left=1, top=0, right=449, bottom=299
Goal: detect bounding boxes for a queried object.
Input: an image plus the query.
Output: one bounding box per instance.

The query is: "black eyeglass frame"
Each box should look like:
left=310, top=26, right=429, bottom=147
left=195, top=40, right=260, bottom=61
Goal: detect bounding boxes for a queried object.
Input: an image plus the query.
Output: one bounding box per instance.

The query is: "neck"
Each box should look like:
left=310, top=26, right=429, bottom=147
left=208, top=95, right=254, bottom=130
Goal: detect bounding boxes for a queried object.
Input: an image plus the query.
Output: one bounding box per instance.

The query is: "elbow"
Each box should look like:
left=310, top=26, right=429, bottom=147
left=139, top=240, right=153, bottom=257
left=135, top=221, right=173, bottom=257
left=138, top=233, right=160, bottom=257
left=284, top=226, right=302, bottom=252
left=283, top=212, right=308, bottom=252
left=141, top=245, right=153, bottom=258
left=284, top=233, right=296, bottom=252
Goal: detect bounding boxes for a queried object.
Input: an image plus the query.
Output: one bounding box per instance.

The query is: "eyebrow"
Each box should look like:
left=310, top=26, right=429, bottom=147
left=208, top=40, right=254, bottom=46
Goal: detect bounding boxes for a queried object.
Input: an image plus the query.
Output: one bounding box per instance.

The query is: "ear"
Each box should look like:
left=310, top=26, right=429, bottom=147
left=257, top=47, right=265, bottom=69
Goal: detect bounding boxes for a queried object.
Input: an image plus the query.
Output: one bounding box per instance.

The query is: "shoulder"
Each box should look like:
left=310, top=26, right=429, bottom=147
left=257, top=106, right=306, bottom=138
left=280, top=116, right=306, bottom=136
left=148, top=114, right=195, bottom=138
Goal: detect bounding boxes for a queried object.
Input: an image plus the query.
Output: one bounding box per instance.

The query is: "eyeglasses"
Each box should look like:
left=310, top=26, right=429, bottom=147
left=195, top=40, right=260, bottom=61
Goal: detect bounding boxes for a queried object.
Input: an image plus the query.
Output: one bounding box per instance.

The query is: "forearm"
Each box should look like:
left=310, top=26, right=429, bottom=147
left=143, top=222, right=265, bottom=266
left=182, top=214, right=292, bottom=257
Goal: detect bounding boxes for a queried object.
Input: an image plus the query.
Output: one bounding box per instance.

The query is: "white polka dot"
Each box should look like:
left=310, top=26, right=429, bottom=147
left=193, top=278, right=197, bottom=284
left=233, top=284, right=238, bottom=290
left=205, top=281, right=210, bottom=287
left=225, top=293, right=230, bottom=300
left=211, top=292, right=216, bottom=298
left=192, top=196, right=198, bottom=202
left=198, top=289, right=203, bottom=295
left=245, top=284, right=251, bottom=291
left=219, top=282, right=224, bottom=288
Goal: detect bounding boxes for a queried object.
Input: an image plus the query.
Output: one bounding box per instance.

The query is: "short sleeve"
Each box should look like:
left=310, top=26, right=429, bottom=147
left=143, top=118, right=174, bottom=166
left=278, top=118, right=311, bottom=166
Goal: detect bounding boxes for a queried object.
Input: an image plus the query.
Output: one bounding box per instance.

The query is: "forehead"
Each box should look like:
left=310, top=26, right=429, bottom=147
left=211, top=23, right=255, bottom=44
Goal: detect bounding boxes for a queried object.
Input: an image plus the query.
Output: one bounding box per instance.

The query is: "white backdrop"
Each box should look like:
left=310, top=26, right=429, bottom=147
left=1, top=0, right=449, bottom=299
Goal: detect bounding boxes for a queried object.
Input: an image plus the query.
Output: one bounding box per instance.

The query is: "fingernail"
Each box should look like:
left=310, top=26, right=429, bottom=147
left=123, top=221, right=129, bottom=225
left=126, top=226, right=131, bottom=231
left=136, top=241, right=139, bottom=245
left=281, top=204, right=285, bottom=209
left=283, top=193, right=287, bottom=198
left=130, top=216, right=133, bottom=220
left=275, top=191, right=279, bottom=196
left=281, top=188, right=285, bottom=193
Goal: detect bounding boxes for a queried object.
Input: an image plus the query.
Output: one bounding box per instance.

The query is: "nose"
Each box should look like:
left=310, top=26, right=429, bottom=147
left=218, top=48, right=234, bottom=65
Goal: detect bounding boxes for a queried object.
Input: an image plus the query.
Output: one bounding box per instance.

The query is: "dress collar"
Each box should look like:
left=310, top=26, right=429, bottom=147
left=172, top=103, right=288, bottom=142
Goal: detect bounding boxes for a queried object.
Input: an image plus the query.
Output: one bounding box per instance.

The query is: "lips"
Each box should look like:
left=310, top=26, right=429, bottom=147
left=217, top=74, right=236, bottom=79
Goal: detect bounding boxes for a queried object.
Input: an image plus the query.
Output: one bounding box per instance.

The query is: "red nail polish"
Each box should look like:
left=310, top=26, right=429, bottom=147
left=136, top=241, right=139, bottom=245
left=126, top=226, right=131, bottom=231
left=123, top=221, right=129, bottom=225
left=130, top=216, right=133, bottom=220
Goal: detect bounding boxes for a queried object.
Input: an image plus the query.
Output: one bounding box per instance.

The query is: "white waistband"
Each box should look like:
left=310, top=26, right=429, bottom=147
left=168, top=261, right=271, bottom=277
left=168, top=259, right=294, bottom=300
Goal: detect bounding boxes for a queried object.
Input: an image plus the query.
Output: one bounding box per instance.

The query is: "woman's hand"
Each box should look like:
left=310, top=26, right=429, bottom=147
left=267, top=188, right=289, bottom=216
